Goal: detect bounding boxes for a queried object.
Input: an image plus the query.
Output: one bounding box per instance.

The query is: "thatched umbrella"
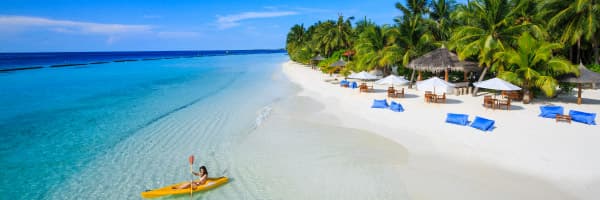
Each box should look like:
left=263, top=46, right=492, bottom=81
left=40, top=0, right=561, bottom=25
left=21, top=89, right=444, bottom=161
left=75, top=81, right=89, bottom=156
left=560, top=63, right=600, bottom=104
left=330, top=59, right=347, bottom=67
left=324, top=59, right=347, bottom=76
left=407, top=46, right=479, bottom=82
left=311, top=54, right=325, bottom=61
left=311, top=54, right=325, bottom=70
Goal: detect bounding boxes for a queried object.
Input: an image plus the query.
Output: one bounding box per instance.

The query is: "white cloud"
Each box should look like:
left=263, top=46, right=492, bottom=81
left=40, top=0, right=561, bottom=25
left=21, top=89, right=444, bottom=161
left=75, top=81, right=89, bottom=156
left=216, top=11, right=298, bottom=29
left=0, top=15, right=152, bottom=35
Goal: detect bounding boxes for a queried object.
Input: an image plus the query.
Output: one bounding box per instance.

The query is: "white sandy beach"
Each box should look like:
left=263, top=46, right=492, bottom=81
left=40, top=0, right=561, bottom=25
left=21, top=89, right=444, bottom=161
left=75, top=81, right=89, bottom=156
left=282, top=61, right=600, bottom=199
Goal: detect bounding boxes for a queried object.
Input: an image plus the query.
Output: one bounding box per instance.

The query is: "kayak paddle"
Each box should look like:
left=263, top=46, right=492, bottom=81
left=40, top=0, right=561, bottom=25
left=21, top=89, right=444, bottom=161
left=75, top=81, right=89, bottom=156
left=189, top=155, right=194, bottom=199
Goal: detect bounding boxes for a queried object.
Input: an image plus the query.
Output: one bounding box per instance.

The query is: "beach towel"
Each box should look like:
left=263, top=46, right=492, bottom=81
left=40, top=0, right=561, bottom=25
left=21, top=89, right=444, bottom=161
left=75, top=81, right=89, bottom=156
left=470, top=116, right=495, bottom=131
left=389, top=101, right=404, bottom=112
left=350, top=81, right=358, bottom=89
left=446, top=113, right=469, bottom=126
left=371, top=99, right=389, bottom=108
left=569, top=110, right=596, bottom=125
left=539, top=106, right=563, bottom=118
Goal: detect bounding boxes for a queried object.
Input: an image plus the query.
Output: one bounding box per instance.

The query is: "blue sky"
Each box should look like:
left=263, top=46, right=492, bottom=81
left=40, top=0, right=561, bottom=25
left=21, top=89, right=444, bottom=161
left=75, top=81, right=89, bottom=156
left=0, top=0, right=467, bottom=52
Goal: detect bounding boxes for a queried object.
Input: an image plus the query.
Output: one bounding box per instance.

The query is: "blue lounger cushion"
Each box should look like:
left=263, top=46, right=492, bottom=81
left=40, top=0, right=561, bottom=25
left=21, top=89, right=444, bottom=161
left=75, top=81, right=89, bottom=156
left=340, top=81, right=349, bottom=87
left=470, top=116, right=495, bottom=131
left=569, top=110, right=596, bottom=125
left=350, top=82, right=358, bottom=89
left=446, top=113, right=469, bottom=126
left=371, top=99, right=389, bottom=108
left=389, top=101, right=404, bottom=112
left=539, top=106, right=563, bottom=118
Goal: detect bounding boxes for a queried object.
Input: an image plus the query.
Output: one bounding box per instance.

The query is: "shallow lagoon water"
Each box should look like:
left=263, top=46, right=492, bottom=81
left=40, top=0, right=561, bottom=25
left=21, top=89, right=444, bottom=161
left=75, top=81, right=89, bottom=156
left=0, top=53, right=573, bottom=199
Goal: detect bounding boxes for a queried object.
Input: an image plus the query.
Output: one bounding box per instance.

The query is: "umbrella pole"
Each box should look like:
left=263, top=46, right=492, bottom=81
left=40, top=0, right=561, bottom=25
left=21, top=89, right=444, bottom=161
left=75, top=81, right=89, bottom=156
left=578, top=83, right=582, bottom=105
left=444, top=68, right=449, bottom=82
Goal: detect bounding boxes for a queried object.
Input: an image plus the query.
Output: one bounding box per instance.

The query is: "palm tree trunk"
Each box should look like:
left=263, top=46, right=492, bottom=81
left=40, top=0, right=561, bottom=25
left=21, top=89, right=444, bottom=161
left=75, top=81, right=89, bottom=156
left=409, top=69, right=416, bottom=89
left=472, top=65, right=489, bottom=96
left=593, top=36, right=599, bottom=64
left=569, top=45, right=574, bottom=63
left=577, top=39, right=581, bottom=62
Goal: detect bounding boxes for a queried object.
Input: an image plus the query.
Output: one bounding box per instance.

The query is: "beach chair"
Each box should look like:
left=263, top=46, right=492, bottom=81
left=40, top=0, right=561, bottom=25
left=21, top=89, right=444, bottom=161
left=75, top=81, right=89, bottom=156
left=340, top=80, right=349, bottom=87
left=387, top=87, right=395, bottom=97
left=483, top=95, right=495, bottom=109
left=350, top=82, right=358, bottom=89
left=497, top=98, right=511, bottom=110
left=502, top=91, right=522, bottom=101
left=446, top=113, right=469, bottom=126
left=371, top=99, right=389, bottom=108
left=389, top=101, right=404, bottom=112
left=435, top=93, right=446, bottom=103
left=569, top=110, right=596, bottom=125
left=470, top=116, right=495, bottom=131
left=359, top=83, right=369, bottom=93
left=397, top=88, right=405, bottom=98
left=424, top=91, right=433, bottom=103
left=539, top=106, right=564, bottom=118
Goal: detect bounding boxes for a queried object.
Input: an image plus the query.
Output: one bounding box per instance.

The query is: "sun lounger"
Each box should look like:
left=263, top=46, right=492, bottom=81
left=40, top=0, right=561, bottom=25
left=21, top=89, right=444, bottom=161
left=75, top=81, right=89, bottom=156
left=371, top=99, right=389, bottom=108
left=389, top=101, right=404, bottom=112
left=470, top=116, right=495, bottom=131
left=569, top=110, right=596, bottom=125
left=350, top=81, right=358, bottom=89
left=539, top=106, right=563, bottom=118
left=446, top=113, right=469, bottom=126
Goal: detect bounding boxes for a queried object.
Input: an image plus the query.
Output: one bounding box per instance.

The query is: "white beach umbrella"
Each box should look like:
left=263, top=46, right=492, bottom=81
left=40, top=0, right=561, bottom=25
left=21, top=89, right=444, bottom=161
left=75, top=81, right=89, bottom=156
left=375, top=75, right=409, bottom=87
left=473, top=78, right=521, bottom=91
left=348, top=72, right=357, bottom=78
left=348, top=71, right=378, bottom=80
left=416, top=76, right=455, bottom=94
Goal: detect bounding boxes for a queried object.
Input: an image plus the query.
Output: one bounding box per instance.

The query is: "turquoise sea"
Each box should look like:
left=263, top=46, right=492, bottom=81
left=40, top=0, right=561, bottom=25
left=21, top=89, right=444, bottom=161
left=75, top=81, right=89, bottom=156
left=0, top=53, right=294, bottom=199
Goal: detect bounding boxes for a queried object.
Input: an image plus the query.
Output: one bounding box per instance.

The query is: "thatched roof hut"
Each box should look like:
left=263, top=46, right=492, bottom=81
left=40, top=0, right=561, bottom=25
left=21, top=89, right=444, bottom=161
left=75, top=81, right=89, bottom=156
left=407, top=46, right=480, bottom=81
left=560, top=63, right=600, bottom=104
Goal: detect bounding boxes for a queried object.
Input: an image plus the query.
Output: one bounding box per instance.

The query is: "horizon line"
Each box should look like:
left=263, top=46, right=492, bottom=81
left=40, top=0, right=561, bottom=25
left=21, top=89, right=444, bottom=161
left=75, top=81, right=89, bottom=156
left=0, top=48, right=286, bottom=54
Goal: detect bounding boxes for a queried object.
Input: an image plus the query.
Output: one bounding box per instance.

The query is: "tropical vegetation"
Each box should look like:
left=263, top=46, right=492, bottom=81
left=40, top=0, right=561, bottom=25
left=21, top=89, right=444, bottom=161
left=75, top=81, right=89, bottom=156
left=285, top=0, right=599, bottom=101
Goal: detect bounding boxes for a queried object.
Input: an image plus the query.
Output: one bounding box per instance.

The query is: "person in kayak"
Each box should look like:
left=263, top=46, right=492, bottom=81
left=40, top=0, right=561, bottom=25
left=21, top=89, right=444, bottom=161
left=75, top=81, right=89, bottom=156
left=173, top=166, right=208, bottom=189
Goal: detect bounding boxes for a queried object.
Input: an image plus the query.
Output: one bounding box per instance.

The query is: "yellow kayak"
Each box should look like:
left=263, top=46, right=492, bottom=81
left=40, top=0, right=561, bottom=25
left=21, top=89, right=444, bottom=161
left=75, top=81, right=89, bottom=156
left=141, top=177, right=229, bottom=198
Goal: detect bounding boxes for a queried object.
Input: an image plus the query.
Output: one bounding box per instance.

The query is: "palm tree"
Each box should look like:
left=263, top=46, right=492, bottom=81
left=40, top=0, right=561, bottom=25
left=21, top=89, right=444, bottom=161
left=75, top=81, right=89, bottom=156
left=429, top=0, right=457, bottom=42
left=286, top=24, right=306, bottom=62
left=541, top=0, right=600, bottom=64
left=313, top=15, right=354, bottom=56
left=354, top=16, right=377, bottom=39
left=450, top=0, right=531, bottom=95
left=354, top=25, right=402, bottom=75
left=395, top=0, right=435, bottom=86
left=495, top=32, right=578, bottom=102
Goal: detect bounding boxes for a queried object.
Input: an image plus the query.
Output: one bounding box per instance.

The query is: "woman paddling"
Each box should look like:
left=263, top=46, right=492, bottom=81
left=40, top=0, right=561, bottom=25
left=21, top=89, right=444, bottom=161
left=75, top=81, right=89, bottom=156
left=173, top=166, right=208, bottom=189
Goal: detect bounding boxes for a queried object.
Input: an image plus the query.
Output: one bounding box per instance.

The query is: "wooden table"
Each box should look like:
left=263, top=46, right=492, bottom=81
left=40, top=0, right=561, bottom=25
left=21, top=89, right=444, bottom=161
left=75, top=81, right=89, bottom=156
left=556, top=114, right=571, bottom=123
